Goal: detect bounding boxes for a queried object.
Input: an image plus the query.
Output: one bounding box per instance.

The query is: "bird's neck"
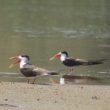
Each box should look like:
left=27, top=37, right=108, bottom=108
left=20, top=60, right=28, bottom=68
left=60, top=55, right=67, bottom=62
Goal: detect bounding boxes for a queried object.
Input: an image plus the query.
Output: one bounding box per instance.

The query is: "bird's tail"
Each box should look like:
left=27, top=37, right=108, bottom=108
left=86, top=59, right=107, bottom=65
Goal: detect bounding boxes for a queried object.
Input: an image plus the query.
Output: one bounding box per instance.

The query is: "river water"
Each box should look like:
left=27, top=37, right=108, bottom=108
left=0, top=0, right=110, bottom=84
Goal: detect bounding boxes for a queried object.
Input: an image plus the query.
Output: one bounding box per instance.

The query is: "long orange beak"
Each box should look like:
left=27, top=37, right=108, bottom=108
left=9, top=56, right=20, bottom=68
left=49, top=52, right=61, bottom=61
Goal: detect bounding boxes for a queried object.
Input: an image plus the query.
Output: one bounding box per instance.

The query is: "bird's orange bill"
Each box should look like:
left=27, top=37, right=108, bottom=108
left=9, top=56, right=20, bottom=68
left=49, top=52, right=61, bottom=61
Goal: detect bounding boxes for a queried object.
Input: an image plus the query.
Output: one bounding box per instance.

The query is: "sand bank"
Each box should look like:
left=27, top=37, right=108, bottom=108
left=0, top=82, right=109, bottom=110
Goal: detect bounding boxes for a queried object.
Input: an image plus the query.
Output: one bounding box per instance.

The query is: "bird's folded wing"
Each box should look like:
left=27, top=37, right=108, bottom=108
left=23, top=64, right=36, bottom=69
left=33, top=67, right=49, bottom=73
left=75, top=58, right=88, bottom=63
left=67, top=57, right=88, bottom=63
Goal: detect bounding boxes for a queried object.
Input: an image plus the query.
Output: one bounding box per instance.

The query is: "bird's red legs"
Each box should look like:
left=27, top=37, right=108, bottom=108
left=31, top=78, right=36, bottom=84
left=67, top=67, right=74, bottom=74
left=27, top=79, right=30, bottom=84
left=27, top=78, right=36, bottom=84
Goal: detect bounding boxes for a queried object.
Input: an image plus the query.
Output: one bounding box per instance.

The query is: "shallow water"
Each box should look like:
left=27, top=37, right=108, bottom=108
left=0, top=0, right=110, bottom=84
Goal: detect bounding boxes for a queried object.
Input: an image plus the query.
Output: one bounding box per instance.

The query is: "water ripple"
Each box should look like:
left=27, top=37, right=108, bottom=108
left=13, top=26, right=110, bottom=39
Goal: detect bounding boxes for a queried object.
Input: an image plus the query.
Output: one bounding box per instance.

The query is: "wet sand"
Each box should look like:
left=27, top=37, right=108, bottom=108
left=0, top=82, right=110, bottom=110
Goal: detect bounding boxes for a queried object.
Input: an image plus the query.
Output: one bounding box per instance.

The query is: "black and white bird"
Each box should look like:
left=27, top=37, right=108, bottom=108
left=9, top=55, right=58, bottom=84
left=50, top=51, right=106, bottom=67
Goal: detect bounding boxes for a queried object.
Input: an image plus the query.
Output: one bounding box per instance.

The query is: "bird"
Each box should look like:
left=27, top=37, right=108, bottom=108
left=9, top=55, right=59, bottom=84
left=50, top=51, right=106, bottom=72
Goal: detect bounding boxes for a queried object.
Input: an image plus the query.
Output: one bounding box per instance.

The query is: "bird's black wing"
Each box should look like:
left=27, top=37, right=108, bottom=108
left=63, top=57, right=88, bottom=66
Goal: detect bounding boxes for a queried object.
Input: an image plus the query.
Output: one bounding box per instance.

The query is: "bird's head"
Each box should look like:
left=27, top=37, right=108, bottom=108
left=9, top=55, right=30, bottom=68
left=49, top=51, right=68, bottom=61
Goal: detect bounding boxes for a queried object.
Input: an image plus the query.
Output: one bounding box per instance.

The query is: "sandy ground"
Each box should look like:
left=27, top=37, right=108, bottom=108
left=0, top=82, right=109, bottom=110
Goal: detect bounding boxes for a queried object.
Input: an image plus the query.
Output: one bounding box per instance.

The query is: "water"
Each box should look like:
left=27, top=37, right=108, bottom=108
left=0, top=0, right=110, bottom=85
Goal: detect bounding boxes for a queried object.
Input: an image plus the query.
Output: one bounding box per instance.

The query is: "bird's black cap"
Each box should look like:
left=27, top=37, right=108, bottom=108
left=21, top=55, right=30, bottom=60
left=61, top=51, right=68, bottom=57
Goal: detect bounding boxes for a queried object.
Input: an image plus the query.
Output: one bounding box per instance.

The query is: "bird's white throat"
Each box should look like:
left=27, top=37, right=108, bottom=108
left=20, top=58, right=29, bottom=68
left=60, top=54, right=67, bottom=62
